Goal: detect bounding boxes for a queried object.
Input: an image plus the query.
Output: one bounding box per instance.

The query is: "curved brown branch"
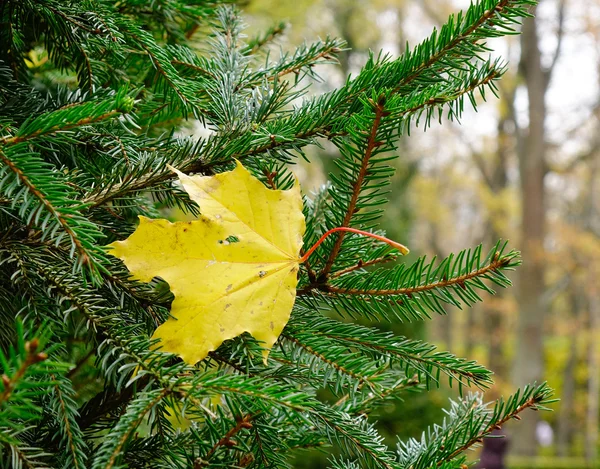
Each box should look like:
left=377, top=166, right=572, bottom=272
left=326, top=254, right=509, bottom=296
left=197, top=414, right=253, bottom=467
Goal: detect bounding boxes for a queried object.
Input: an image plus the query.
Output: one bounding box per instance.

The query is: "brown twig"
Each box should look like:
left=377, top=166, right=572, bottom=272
left=0, top=339, right=47, bottom=405
left=329, top=255, right=397, bottom=279
left=170, top=59, right=216, bottom=80
left=243, top=24, right=286, bottom=55
left=272, top=47, right=342, bottom=82
left=0, top=150, right=92, bottom=266
left=66, top=347, right=95, bottom=379
left=325, top=253, right=510, bottom=296
left=320, top=96, right=387, bottom=278
left=0, top=110, right=120, bottom=146
left=196, top=414, right=253, bottom=467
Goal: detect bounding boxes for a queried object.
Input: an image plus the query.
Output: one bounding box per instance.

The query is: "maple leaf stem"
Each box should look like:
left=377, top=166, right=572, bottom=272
left=300, top=227, right=409, bottom=264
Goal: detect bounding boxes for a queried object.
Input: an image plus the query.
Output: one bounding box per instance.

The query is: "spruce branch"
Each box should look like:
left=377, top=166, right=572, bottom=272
left=50, top=376, right=88, bottom=469
left=0, top=339, right=47, bottom=406
left=391, top=0, right=533, bottom=94
left=287, top=311, right=493, bottom=390
left=0, top=89, right=133, bottom=145
left=281, top=333, right=380, bottom=392
left=243, top=22, right=287, bottom=55
left=328, top=248, right=514, bottom=296
left=199, top=414, right=253, bottom=465
left=298, top=243, right=520, bottom=322
left=0, top=146, right=105, bottom=275
left=91, top=388, right=171, bottom=469
left=321, top=95, right=388, bottom=278
left=0, top=1, right=548, bottom=466
left=397, top=383, right=555, bottom=469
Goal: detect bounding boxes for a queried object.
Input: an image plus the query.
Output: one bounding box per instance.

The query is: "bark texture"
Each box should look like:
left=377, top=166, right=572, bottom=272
left=511, top=5, right=548, bottom=456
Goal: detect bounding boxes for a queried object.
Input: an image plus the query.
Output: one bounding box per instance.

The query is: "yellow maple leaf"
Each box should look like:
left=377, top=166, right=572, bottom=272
left=107, top=162, right=305, bottom=364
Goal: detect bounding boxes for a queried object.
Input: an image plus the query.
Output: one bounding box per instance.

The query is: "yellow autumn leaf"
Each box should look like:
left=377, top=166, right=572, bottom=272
left=108, top=162, right=305, bottom=364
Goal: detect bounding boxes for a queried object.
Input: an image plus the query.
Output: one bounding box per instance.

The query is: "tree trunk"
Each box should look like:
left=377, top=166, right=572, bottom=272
left=483, top=89, right=513, bottom=381
left=585, top=155, right=599, bottom=462
left=511, top=6, right=548, bottom=456
left=586, top=285, right=599, bottom=462
left=556, top=291, right=581, bottom=457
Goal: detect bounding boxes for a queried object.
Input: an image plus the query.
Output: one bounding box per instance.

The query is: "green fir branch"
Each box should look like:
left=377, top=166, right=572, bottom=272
left=91, top=388, right=171, bottom=469
left=287, top=310, right=493, bottom=390
left=397, top=383, right=555, bottom=469
left=49, top=376, right=88, bottom=469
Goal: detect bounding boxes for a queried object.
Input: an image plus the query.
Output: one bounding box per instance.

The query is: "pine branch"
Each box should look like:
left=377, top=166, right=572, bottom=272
left=391, top=0, right=532, bottom=94
left=281, top=333, right=382, bottom=393
left=329, top=248, right=514, bottom=296
left=287, top=311, right=493, bottom=390
left=321, top=95, right=388, bottom=278
left=199, top=414, right=253, bottom=465
left=312, top=408, right=400, bottom=469
left=0, top=90, right=133, bottom=145
left=397, top=383, right=555, bottom=469
left=91, top=388, right=171, bottom=469
left=298, top=243, right=520, bottom=322
left=0, top=1, right=546, bottom=466
left=0, top=339, right=47, bottom=406
left=50, top=376, right=88, bottom=469
left=0, top=146, right=106, bottom=274
left=243, top=22, right=287, bottom=55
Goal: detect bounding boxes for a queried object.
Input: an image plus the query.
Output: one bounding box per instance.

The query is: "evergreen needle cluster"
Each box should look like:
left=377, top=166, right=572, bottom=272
left=0, top=0, right=554, bottom=468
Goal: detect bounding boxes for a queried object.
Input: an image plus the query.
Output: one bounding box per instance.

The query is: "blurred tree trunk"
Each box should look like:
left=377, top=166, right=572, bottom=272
left=482, top=80, right=514, bottom=380
left=556, top=290, right=582, bottom=456
left=586, top=284, right=599, bottom=462
left=585, top=154, right=599, bottom=462
left=328, top=1, right=357, bottom=75
left=511, top=5, right=548, bottom=456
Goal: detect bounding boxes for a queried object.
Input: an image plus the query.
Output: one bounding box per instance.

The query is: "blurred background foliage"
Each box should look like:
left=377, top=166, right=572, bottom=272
left=237, top=0, right=600, bottom=467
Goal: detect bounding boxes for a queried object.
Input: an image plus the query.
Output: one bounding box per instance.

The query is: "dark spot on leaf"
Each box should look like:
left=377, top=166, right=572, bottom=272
left=220, top=327, right=225, bottom=332
left=224, top=303, right=232, bottom=309
left=226, top=284, right=233, bottom=292
left=269, top=321, right=274, bottom=331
